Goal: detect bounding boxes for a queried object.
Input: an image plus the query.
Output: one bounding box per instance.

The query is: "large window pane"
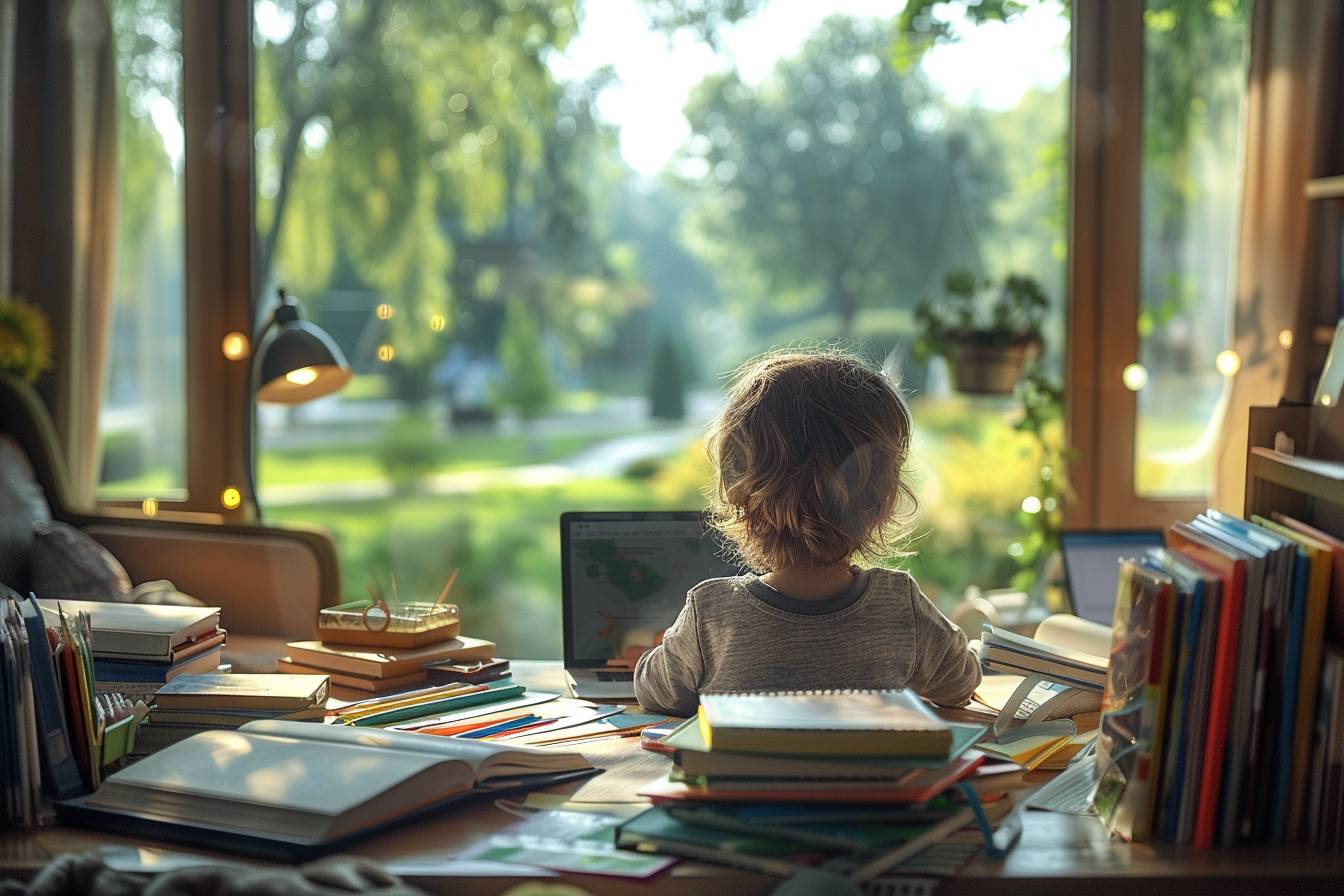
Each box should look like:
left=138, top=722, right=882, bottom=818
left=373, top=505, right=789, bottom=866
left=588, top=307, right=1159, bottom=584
left=99, top=0, right=187, bottom=500
left=1135, top=0, right=1249, bottom=498
left=254, top=0, right=1069, bottom=657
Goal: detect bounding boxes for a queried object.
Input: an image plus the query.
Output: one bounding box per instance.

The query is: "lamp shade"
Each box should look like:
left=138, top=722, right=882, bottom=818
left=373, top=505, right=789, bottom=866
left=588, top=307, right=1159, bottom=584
left=256, top=319, right=353, bottom=404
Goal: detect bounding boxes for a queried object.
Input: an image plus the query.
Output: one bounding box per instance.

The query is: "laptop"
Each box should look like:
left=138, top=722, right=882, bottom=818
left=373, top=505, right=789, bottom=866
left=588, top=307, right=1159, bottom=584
left=561, top=511, right=745, bottom=701
left=1059, top=529, right=1165, bottom=626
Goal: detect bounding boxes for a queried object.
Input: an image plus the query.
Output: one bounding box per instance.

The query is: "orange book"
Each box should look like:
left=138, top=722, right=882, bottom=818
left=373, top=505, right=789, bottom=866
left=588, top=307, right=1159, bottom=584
left=1168, top=522, right=1244, bottom=849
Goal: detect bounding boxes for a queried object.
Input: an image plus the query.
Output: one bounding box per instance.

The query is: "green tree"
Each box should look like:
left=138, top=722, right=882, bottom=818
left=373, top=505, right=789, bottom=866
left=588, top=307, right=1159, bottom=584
left=647, top=331, right=686, bottom=420
left=493, top=300, right=555, bottom=424
left=253, top=0, right=586, bottom=371
left=681, top=16, right=998, bottom=337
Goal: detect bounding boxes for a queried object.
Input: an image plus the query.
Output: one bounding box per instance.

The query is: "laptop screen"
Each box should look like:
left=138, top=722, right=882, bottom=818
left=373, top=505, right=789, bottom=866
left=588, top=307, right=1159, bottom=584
left=562, top=513, right=743, bottom=667
left=1060, top=530, right=1165, bottom=625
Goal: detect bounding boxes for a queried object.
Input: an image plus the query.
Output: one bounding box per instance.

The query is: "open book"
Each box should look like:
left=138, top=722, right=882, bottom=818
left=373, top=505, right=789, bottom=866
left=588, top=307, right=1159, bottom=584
left=68, top=720, right=593, bottom=854
left=979, top=614, right=1109, bottom=690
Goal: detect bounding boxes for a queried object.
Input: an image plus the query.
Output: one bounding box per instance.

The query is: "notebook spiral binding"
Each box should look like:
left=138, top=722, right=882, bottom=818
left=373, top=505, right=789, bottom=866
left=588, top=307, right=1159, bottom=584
left=863, top=876, right=938, bottom=896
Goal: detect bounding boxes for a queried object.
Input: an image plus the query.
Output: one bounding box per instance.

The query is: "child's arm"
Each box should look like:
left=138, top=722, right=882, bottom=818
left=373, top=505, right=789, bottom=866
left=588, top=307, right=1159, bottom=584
left=906, top=586, right=982, bottom=707
left=633, top=596, right=704, bottom=717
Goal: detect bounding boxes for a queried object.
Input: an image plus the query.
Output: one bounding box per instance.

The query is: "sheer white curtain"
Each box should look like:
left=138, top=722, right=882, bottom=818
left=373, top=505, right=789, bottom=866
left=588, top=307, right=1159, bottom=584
left=1213, top=0, right=1344, bottom=513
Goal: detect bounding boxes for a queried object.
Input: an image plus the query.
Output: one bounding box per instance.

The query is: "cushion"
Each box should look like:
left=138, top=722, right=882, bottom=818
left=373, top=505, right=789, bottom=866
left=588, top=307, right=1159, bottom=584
left=29, top=520, right=133, bottom=602
left=0, top=434, right=51, bottom=590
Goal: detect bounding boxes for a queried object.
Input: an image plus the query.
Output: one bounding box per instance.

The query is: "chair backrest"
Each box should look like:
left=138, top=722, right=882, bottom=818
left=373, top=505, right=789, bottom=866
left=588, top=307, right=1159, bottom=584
left=0, top=373, right=79, bottom=518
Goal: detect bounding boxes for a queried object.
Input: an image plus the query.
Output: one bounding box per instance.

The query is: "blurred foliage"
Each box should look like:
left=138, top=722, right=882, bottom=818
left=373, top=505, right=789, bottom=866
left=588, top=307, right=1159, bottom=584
left=374, top=415, right=439, bottom=493
left=648, top=330, right=687, bottom=420
left=915, top=270, right=1049, bottom=355
left=0, top=297, right=53, bottom=383
left=493, top=299, right=555, bottom=422
left=681, top=16, right=1000, bottom=337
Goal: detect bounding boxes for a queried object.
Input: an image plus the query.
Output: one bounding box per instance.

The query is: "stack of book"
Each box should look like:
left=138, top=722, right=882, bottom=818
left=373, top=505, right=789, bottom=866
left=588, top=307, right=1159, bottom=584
left=276, top=597, right=497, bottom=697
left=1087, top=509, right=1344, bottom=849
left=972, top=616, right=1107, bottom=770
left=624, top=690, right=1015, bottom=880
left=37, top=599, right=225, bottom=701
left=135, top=673, right=330, bottom=755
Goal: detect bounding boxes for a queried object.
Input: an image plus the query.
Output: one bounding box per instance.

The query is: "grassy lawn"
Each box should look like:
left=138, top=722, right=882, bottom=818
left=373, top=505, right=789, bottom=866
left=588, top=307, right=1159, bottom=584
left=97, top=427, right=645, bottom=496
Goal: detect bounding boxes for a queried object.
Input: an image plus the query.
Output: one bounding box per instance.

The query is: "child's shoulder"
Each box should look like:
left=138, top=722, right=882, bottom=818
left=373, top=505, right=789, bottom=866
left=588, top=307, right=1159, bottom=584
left=687, top=574, right=751, bottom=604
left=864, top=566, right=919, bottom=595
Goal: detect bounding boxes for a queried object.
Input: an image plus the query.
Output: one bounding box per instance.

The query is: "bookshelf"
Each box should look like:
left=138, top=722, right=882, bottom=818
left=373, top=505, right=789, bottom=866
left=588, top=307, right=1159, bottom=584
left=1245, top=402, right=1344, bottom=537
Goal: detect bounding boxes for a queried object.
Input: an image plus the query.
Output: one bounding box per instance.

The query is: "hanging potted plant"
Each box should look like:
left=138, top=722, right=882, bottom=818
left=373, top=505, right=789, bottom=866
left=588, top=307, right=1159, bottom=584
left=915, top=271, right=1048, bottom=395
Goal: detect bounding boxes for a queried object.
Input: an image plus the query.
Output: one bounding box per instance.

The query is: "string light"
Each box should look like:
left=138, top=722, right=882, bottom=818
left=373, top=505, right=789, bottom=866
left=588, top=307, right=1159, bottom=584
left=220, top=487, right=242, bottom=510
left=221, top=332, right=249, bottom=361
left=430, top=314, right=447, bottom=332
left=377, top=344, right=396, bottom=362
left=376, top=303, right=394, bottom=320
left=1215, top=349, right=1242, bottom=377
left=141, top=498, right=158, bottom=518
left=1122, top=363, right=1148, bottom=392
left=1021, top=496, right=1042, bottom=514
left=1279, top=329, right=1294, bottom=350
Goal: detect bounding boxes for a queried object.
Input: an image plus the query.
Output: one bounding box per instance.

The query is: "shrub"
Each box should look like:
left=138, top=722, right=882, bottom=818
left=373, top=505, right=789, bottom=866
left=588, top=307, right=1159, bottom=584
left=375, top=416, right=440, bottom=493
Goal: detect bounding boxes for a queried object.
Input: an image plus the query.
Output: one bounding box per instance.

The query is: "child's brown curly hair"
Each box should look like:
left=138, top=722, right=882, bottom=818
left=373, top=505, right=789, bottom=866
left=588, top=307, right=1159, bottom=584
left=705, top=350, right=915, bottom=572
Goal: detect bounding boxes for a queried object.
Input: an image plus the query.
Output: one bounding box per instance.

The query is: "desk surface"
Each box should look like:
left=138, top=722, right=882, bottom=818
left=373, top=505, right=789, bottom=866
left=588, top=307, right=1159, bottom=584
left=4, top=659, right=1344, bottom=894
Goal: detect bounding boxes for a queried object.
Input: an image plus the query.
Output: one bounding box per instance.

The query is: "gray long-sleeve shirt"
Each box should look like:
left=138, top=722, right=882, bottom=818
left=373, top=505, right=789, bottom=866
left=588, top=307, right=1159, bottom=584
left=632, top=567, right=982, bottom=717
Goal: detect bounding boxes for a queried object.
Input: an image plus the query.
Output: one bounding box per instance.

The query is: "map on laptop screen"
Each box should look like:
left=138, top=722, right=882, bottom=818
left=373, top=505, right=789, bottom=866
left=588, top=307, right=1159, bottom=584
left=566, top=517, right=741, bottom=665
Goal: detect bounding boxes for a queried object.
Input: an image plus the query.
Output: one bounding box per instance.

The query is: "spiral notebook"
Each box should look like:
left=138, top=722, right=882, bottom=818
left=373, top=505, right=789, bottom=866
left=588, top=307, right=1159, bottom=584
left=697, top=690, right=952, bottom=757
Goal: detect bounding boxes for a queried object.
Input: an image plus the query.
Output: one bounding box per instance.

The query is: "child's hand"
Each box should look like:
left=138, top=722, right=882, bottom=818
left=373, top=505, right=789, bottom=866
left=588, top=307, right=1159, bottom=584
left=616, top=631, right=666, bottom=667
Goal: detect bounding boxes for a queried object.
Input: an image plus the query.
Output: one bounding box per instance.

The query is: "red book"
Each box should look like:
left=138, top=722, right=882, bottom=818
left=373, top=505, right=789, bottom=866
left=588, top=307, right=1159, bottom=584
left=1168, top=522, right=1245, bottom=849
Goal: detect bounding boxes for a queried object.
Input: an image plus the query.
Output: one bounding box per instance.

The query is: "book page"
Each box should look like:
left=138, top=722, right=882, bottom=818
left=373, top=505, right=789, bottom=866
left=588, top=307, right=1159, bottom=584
left=90, top=730, right=456, bottom=817
left=239, top=719, right=589, bottom=781
left=1033, top=614, right=1111, bottom=657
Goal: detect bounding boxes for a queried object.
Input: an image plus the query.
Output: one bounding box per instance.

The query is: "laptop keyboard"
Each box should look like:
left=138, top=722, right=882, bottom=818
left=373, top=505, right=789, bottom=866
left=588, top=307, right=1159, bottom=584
left=595, top=670, right=635, bottom=682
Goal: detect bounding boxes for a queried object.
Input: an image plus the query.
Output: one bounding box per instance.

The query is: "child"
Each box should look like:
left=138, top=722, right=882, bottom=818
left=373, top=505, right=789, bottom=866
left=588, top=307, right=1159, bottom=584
left=633, top=350, right=981, bottom=717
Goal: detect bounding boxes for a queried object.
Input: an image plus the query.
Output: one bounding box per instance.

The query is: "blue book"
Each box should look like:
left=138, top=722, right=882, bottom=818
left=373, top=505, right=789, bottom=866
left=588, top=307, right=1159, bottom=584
left=19, top=594, right=85, bottom=800
left=93, top=646, right=224, bottom=683
left=1270, top=542, right=1309, bottom=844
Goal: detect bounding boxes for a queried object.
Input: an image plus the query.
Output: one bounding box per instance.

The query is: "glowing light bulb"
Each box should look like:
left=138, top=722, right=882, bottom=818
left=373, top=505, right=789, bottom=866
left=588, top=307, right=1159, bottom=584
left=1216, top=349, right=1242, bottom=377
left=221, top=332, right=249, bottom=361
left=377, top=344, right=396, bottom=363
left=1021, top=496, right=1042, bottom=514
left=1122, top=363, right=1148, bottom=392
left=285, top=366, right=318, bottom=386
left=141, top=498, right=158, bottom=517
left=1323, top=394, right=1334, bottom=407
left=1279, top=329, right=1294, bottom=350
left=376, top=303, right=394, bottom=320
left=221, top=487, right=242, bottom=510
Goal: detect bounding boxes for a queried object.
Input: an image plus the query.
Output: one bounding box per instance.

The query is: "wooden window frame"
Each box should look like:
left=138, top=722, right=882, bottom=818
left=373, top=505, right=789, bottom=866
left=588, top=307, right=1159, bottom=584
left=1066, top=0, right=1207, bottom=529
left=99, top=0, right=254, bottom=522
left=109, top=0, right=1193, bottom=530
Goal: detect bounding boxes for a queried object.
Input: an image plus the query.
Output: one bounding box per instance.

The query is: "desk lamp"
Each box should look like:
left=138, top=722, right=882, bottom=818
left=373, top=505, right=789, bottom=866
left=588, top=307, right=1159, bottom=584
left=244, top=287, right=352, bottom=517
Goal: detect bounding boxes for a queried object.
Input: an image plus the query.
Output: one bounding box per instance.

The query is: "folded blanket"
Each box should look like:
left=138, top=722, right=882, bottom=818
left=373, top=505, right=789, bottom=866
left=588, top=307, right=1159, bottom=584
left=0, top=854, right=427, bottom=896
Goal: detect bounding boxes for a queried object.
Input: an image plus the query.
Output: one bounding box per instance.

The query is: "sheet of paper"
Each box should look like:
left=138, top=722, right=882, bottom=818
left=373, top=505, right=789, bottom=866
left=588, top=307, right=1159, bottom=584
left=456, top=809, right=675, bottom=879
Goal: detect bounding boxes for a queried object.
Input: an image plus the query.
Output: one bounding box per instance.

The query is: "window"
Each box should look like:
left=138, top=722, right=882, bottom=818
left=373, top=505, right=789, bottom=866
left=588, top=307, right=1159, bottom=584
left=252, top=0, right=1069, bottom=657
left=98, top=0, right=187, bottom=501
left=1134, top=0, right=1250, bottom=498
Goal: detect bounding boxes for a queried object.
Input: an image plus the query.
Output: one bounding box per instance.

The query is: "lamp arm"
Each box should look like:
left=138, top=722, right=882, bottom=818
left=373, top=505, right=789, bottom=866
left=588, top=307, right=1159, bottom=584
left=243, top=313, right=279, bottom=521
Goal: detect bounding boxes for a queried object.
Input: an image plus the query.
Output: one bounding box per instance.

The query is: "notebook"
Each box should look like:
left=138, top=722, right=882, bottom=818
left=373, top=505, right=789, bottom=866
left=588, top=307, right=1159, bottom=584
left=665, top=715, right=985, bottom=779
left=285, top=636, right=496, bottom=679
left=38, top=600, right=221, bottom=660
left=696, top=690, right=951, bottom=757
left=63, top=719, right=594, bottom=858
left=152, top=674, right=330, bottom=711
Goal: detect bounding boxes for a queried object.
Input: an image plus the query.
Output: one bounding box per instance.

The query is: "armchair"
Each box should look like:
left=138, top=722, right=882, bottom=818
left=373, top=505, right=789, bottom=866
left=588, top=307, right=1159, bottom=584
left=0, top=373, right=339, bottom=649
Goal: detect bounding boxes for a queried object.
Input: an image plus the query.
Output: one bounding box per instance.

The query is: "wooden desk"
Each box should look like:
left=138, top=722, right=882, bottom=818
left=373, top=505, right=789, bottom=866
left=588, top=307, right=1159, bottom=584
left=4, top=661, right=1344, bottom=894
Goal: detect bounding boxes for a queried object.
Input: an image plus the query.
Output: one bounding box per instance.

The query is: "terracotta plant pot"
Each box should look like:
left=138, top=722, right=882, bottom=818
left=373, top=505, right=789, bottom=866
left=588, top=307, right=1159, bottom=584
left=950, top=342, right=1033, bottom=395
